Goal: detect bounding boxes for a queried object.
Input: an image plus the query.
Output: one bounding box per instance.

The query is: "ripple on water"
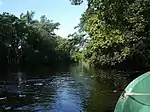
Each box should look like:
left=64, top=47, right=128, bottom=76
left=0, top=69, right=129, bottom=112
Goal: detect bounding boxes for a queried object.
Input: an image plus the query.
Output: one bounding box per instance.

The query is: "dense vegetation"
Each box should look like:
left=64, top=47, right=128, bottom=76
left=1, top=0, right=150, bottom=70
left=71, top=0, right=150, bottom=70
left=0, top=11, right=78, bottom=69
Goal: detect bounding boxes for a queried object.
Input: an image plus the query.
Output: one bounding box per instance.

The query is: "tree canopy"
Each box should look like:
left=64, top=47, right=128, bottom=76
left=70, top=0, right=150, bottom=70
left=70, top=0, right=83, bottom=5
left=1, top=0, right=150, bottom=70
left=0, top=11, right=75, bottom=69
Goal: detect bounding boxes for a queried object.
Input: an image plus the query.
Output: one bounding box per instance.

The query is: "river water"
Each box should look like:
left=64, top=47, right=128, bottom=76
left=0, top=64, right=134, bottom=112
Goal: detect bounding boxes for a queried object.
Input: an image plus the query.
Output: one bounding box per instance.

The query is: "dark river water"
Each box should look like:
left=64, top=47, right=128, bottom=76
left=0, top=64, right=136, bottom=112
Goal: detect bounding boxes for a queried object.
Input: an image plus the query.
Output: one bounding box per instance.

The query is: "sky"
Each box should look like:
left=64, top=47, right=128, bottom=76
left=0, top=0, right=87, bottom=37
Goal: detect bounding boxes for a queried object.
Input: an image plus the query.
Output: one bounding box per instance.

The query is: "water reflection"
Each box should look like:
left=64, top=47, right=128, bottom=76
left=0, top=64, right=130, bottom=111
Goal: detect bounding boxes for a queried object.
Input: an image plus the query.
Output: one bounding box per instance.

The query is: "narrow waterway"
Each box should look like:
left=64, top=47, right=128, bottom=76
left=0, top=64, right=132, bottom=112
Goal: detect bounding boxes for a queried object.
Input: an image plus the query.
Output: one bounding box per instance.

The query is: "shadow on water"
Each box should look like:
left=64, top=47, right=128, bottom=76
left=0, top=64, right=137, bottom=112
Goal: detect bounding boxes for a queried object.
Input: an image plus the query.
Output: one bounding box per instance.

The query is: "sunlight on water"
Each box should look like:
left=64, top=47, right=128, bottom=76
left=0, top=64, right=130, bottom=112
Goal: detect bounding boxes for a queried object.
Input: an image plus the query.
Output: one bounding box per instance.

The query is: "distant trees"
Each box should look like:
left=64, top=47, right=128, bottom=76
left=0, top=11, right=75, bottom=68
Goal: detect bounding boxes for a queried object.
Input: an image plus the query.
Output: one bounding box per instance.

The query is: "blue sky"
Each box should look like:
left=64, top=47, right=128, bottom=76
left=0, top=0, right=87, bottom=37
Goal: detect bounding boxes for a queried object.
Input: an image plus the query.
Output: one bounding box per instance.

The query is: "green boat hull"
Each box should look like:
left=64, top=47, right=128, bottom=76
left=115, top=71, right=150, bottom=112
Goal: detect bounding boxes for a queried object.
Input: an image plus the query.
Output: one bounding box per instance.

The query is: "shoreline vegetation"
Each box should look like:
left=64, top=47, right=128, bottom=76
left=71, top=0, right=150, bottom=71
left=1, top=0, right=150, bottom=72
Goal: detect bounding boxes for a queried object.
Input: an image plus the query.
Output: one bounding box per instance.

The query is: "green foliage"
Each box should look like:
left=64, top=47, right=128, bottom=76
left=0, top=11, right=74, bottom=68
left=70, top=0, right=83, bottom=5
left=76, top=0, right=150, bottom=69
left=68, top=32, right=87, bottom=62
